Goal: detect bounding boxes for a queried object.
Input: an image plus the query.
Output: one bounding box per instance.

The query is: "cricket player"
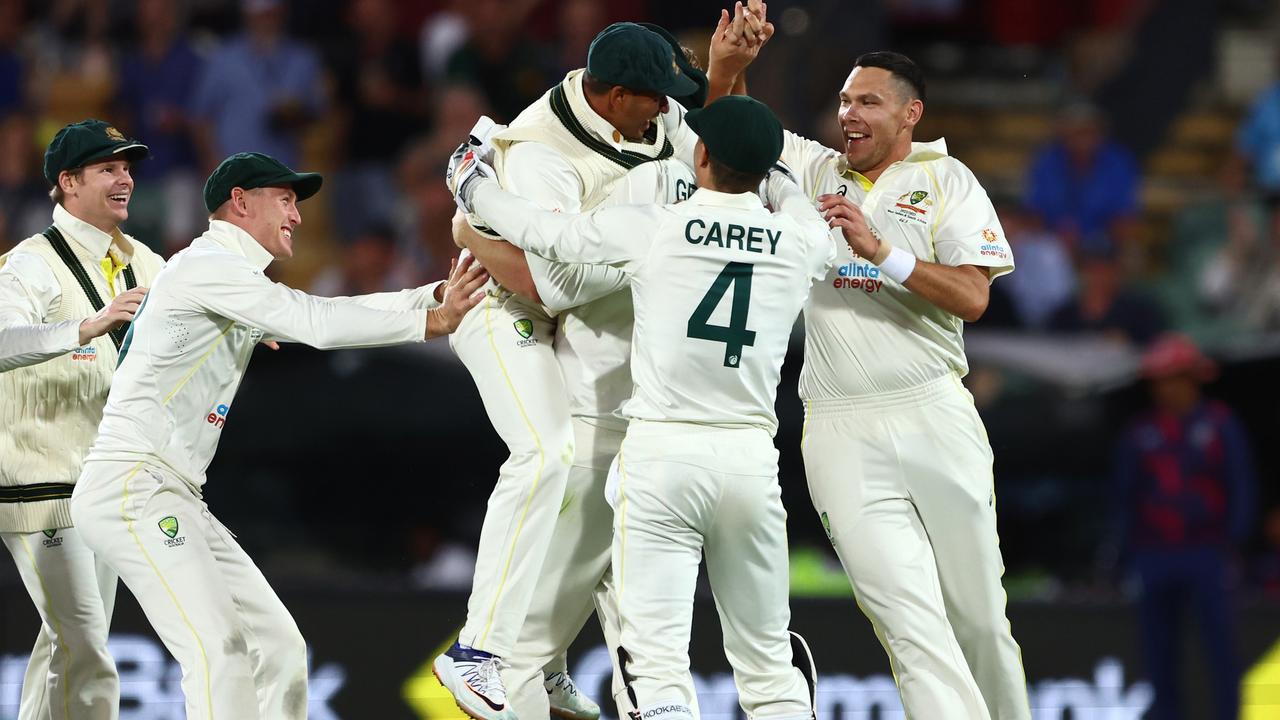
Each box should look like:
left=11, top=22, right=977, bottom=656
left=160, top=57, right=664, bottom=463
left=0, top=119, right=162, bottom=720
left=709, top=36, right=1030, bottom=719
left=68, top=152, right=488, bottom=720
left=452, top=94, right=832, bottom=720
left=445, top=19, right=732, bottom=719
left=433, top=21, right=705, bottom=720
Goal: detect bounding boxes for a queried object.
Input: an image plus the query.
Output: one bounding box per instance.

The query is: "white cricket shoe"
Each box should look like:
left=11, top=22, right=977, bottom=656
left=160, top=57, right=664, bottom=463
left=546, top=670, right=601, bottom=720
left=433, top=642, right=518, bottom=720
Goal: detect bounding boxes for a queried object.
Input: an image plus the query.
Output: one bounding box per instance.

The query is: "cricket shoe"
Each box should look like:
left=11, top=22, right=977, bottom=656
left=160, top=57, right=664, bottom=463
left=546, top=670, right=601, bottom=720
left=432, top=642, right=517, bottom=720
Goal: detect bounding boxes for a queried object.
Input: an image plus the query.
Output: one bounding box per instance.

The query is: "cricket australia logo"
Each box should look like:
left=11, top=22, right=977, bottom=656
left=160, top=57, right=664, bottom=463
left=513, top=318, right=537, bottom=347
left=41, top=528, right=63, bottom=548
left=887, top=189, right=933, bottom=225
left=158, top=516, right=185, bottom=547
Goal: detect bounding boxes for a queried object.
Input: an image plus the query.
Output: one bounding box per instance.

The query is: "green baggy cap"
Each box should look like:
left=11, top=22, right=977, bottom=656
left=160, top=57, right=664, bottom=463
left=587, top=22, right=699, bottom=98
left=203, top=152, right=324, bottom=212
left=685, top=96, right=784, bottom=175
left=637, top=23, right=708, bottom=109
left=43, top=119, right=149, bottom=187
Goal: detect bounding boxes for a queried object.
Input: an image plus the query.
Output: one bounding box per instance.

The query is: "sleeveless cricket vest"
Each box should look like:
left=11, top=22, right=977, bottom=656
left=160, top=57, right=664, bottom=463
left=0, top=224, right=164, bottom=532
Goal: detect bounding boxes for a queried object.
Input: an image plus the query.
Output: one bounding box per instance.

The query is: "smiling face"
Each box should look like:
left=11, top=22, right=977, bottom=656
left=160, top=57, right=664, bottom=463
left=837, top=66, right=922, bottom=182
left=235, top=185, right=301, bottom=258
left=613, top=86, right=669, bottom=142
left=60, top=156, right=134, bottom=232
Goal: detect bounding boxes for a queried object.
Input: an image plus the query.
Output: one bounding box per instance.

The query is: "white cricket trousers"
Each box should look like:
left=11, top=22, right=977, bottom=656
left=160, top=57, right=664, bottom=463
left=801, top=374, right=1030, bottom=720
left=70, top=460, right=308, bottom=720
left=449, top=291, right=576, bottom=657
left=503, top=420, right=626, bottom=718
left=2, top=526, right=118, bottom=720
left=609, top=421, right=813, bottom=720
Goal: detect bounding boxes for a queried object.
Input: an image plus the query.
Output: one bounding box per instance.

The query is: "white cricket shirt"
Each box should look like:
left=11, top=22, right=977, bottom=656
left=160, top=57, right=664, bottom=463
left=782, top=133, right=1015, bottom=399
left=472, top=180, right=836, bottom=435
left=85, top=220, right=436, bottom=488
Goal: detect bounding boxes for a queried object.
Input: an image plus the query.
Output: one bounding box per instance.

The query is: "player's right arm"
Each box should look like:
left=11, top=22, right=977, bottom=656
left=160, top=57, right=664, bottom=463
left=0, top=253, right=147, bottom=372
left=182, top=252, right=485, bottom=345
left=468, top=179, right=656, bottom=267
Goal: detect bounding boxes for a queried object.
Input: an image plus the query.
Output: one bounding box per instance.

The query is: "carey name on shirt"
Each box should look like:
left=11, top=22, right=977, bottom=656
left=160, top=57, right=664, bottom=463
left=684, top=219, right=780, bottom=255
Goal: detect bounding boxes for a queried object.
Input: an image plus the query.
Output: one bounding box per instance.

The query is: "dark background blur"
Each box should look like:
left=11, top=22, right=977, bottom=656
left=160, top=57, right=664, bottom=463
left=2, top=0, right=1280, bottom=717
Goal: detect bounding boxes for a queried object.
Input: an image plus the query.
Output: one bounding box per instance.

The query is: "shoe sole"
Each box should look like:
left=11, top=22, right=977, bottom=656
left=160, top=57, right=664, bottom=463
left=550, top=707, right=600, bottom=720
left=433, top=664, right=511, bottom=720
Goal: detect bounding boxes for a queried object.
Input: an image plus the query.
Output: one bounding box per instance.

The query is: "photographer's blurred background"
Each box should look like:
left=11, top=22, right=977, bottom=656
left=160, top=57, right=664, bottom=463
left=2, top=0, right=1280, bottom=717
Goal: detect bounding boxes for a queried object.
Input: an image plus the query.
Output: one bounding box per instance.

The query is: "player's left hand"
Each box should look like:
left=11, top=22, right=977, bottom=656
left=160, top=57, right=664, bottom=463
left=760, top=160, right=797, bottom=209
left=446, top=142, right=495, bottom=215
left=819, top=193, right=880, bottom=259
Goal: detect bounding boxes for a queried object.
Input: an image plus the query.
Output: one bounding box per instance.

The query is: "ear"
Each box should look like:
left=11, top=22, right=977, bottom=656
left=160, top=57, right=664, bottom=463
left=58, top=170, right=77, bottom=193
left=608, top=85, right=628, bottom=112
left=903, top=98, right=924, bottom=131
left=695, top=140, right=710, bottom=169
left=229, top=187, right=249, bottom=216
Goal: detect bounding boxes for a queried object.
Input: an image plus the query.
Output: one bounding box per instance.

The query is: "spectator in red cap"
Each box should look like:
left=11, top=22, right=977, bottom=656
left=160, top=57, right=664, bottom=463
left=1111, top=333, right=1255, bottom=720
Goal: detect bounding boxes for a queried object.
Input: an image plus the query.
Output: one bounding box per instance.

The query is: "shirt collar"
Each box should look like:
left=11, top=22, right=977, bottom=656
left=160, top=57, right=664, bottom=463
left=687, top=187, right=767, bottom=212
left=206, top=219, right=276, bottom=271
left=572, top=73, right=627, bottom=150
left=837, top=137, right=950, bottom=184
left=52, top=203, right=134, bottom=265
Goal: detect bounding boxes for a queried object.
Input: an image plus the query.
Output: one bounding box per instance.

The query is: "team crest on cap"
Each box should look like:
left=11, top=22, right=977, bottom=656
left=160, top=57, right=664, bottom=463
left=104, top=126, right=126, bottom=141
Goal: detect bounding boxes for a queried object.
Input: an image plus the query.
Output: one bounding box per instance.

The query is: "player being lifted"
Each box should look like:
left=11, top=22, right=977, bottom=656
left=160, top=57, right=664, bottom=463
left=709, top=4, right=1031, bottom=718
left=451, top=94, right=831, bottom=720
left=430, top=19, right=709, bottom=720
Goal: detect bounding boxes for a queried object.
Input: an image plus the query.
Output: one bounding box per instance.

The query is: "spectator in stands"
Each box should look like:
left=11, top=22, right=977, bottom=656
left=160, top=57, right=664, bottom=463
left=328, top=0, right=428, bottom=244
left=0, top=112, right=46, bottom=249
left=1026, top=100, right=1140, bottom=256
left=26, top=0, right=116, bottom=140
left=1235, top=61, right=1280, bottom=199
left=1047, top=244, right=1166, bottom=345
left=1112, top=334, right=1254, bottom=720
left=190, top=0, right=326, bottom=172
left=444, top=0, right=552, bottom=122
left=1198, top=192, right=1280, bottom=335
left=116, top=0, right=204, bottom=254
left=997, top=203, right=1075, bottom=329
left=0, top=0, right=25, bottom=115
left=419, top=0, right=469, bottom=81
left=309, top=224, right=415, bottom=298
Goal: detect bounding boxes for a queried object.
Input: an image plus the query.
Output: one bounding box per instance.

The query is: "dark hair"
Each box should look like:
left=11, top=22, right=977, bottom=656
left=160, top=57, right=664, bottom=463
left=854, top=51, right=926, bottom=104
left=582, top=72, right=614, bottom=97
left=707, top=155, right=765, bottom=195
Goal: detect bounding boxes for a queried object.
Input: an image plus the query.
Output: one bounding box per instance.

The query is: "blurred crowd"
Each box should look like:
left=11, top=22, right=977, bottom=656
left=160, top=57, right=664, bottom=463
left=0, top=0, right=1277, bottom=611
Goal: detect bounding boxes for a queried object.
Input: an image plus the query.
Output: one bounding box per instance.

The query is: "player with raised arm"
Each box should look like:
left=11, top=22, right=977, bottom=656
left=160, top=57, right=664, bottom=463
left=708, top=9, right=1031, bottom=718
left=452, top=94, right=831, bottom=720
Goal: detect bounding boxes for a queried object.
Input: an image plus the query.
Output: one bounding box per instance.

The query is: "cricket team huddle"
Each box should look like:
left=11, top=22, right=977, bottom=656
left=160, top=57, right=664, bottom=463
left=0, top=2, right=1032, bottom=719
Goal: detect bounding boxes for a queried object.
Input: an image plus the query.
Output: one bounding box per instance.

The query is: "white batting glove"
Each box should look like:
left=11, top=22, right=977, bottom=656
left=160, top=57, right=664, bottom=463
left=760, top=160, right=798, bottom=210
left=446, top=142, right=496, bottom=215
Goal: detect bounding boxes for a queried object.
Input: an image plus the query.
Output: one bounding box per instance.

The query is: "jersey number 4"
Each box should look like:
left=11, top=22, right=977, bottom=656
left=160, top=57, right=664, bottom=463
left=687, top=261, right=756, bottom=369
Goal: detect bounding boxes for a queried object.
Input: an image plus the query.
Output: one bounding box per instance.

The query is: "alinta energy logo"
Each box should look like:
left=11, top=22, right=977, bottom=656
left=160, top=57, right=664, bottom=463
left=831, top=261, right=885, bottom=294
left=71, top=345, right=97, bottom=361
left=206, top=402, right=230, bottom=429
left=979, top=228, right=1009, bottom=260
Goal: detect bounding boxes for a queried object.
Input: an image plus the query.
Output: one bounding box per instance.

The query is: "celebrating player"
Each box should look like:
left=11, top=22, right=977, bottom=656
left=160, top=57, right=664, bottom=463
left=432, top=20, right=706, bottom=720
left=68, top=152, right=487, bottom=720
left=709, top=14, right=1031, bottom=719
left=0, top=120, right=163, bottom=720
left=452, top=94, right=831, bottom=720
